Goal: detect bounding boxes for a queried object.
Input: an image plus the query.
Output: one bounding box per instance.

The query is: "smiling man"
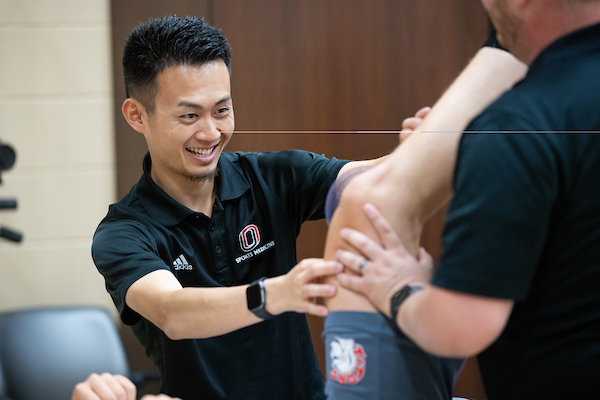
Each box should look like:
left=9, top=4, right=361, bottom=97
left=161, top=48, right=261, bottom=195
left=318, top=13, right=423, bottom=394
left=92, top=15, right=382, bottom=400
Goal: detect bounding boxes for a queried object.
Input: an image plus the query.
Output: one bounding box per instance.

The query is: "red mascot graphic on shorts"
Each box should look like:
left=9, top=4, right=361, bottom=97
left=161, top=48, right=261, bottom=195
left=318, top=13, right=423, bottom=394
left=330, top=337, right=367, bottom=385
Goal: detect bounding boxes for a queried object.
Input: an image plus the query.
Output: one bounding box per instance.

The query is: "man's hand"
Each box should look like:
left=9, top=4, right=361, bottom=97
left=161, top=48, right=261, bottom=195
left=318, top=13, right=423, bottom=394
left=400, top=106, right=431, bottom=141
left=265, top=258, right=343, bottom=317
left=71, top=373, right=136, bottom=400
left=335, top=204, right=433, bottom=317
left=72, top=373, right=180, bottom=400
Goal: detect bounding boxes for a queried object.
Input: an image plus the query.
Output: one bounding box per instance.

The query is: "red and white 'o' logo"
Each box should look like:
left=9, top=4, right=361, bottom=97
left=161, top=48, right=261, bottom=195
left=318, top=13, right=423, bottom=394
left=239, top=224, right=261, bottom=252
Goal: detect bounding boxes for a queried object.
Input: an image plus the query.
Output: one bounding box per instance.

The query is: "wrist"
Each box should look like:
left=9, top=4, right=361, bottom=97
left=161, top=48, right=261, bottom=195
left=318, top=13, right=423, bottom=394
left=262, top=276, right=284, bottom=316
left=246, top=277, right=276, bottom=320
left=389, top=285, right=423, bottom=322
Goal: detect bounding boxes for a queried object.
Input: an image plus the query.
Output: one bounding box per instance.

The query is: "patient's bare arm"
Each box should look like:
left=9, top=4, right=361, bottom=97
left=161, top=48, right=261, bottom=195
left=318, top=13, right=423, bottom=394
left=324, top=47, right=528, bottom=312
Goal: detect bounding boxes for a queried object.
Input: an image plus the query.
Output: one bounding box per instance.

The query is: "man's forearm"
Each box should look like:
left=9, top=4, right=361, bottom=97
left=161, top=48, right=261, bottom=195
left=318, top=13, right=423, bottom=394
left=397, top=286, right=514, bottom=358
left=126, top=258, right=341, bottom=339
left=126, top=270, right=265, bottom=339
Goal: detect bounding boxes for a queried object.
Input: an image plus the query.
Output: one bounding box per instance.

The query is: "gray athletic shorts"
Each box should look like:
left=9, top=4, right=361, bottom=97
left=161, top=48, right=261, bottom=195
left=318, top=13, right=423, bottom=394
left=323, top=311, right=466, bottom=400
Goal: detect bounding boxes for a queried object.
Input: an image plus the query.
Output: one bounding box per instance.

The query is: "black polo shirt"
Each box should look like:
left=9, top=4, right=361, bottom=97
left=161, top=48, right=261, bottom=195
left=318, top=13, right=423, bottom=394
left=433, top=22, right=600, bottom=399
left=92, top=150, right=348, bottom=399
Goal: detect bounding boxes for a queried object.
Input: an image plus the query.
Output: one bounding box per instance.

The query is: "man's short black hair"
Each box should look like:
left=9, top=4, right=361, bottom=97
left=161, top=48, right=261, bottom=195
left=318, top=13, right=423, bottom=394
left=123, top=15, right=231, bottom=112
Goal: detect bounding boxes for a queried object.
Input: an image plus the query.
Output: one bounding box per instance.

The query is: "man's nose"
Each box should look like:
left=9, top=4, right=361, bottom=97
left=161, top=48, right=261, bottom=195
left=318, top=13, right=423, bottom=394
left=194, top=117, right=221, bottom=141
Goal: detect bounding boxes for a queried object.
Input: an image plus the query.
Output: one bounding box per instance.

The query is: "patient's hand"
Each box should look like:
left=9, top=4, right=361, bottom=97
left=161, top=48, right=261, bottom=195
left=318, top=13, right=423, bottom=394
left=72, top=373, right=181, bottom=400
left=400, top=106, right=431, bottom=141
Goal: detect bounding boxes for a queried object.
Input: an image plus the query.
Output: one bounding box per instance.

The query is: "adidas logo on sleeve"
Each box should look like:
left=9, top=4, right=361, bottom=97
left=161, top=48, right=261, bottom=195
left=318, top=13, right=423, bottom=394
left=173, top=254, right=193, bottom=271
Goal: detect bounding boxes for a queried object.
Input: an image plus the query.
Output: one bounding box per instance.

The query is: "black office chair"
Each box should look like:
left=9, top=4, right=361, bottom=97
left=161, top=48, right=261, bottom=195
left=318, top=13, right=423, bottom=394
left=0, top=337, right=14, bottom=400
left=0, top=306, right=157, bottom=400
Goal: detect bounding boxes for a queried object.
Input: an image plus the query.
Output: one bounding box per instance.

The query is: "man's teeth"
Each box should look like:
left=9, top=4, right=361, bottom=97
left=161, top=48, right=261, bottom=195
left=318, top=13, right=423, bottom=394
left=188, top=147, right=214, bottom=157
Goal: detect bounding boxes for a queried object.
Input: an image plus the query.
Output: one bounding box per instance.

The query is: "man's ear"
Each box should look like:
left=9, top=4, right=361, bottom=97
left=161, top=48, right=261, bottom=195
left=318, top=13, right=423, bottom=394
left=122, top=98, right=147, bottom=134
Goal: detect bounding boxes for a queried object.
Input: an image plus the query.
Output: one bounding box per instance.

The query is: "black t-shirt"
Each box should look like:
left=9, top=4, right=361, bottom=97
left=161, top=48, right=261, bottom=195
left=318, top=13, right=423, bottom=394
left=92, top=150, right=348, bottom=399
left=433, top=22, right=600, bottom=399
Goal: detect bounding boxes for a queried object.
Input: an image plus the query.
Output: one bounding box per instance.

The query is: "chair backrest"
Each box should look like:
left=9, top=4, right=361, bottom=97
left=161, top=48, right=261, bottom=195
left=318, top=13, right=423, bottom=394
left=0, top=361, right=5, bottom=400
left=0, top=306, right=130, bottom=400
left=0, top=316, right=10, bottom=400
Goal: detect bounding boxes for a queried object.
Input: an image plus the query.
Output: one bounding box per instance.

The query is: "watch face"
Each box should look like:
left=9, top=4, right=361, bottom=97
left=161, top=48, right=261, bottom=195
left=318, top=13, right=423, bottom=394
left=396, top=286, right=412, bottom=302
left=246, top=281, right=264, bottom=310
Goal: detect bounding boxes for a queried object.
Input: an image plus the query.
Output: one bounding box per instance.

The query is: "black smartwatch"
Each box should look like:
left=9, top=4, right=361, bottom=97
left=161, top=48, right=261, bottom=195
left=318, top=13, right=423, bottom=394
left=390, top=285, right=422, bottom=321
left=246, top=277, right=275, bottom=320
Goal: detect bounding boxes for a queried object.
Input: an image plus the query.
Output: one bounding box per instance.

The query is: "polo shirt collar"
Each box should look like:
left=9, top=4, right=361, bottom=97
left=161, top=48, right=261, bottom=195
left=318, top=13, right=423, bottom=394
left=216, top=152, right=251, bottom=201
left=136, top=152, right=249, bottom=226
left=529, top=21, right=600, bottom=72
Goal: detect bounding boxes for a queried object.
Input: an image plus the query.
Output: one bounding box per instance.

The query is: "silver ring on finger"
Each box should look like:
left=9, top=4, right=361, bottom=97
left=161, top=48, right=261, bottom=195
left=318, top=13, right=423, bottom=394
left=358, top=258, right=369, bottom=275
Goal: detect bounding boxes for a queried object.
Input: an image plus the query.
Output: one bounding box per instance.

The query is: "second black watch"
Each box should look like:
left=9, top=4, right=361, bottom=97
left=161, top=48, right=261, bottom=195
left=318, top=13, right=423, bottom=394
left=246, top=277, right=275, bottom=320
left=390, top=285, right=422, bottom=321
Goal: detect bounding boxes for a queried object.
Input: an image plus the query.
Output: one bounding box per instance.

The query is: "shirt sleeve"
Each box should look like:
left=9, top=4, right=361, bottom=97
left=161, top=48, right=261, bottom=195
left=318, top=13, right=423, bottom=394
left=92, top=215, right=169, bottom=324
left=256, top=150, right=349, bottom=232
left=432, top=118, right=559, bottom=301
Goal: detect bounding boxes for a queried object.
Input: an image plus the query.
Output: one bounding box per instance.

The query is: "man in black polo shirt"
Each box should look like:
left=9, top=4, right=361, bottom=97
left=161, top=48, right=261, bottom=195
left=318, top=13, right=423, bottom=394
left=88, top=16, right=530, bottom=397
left=329, top=0, right=600, bottom=398
left=92, top=15, right=392, bottom=400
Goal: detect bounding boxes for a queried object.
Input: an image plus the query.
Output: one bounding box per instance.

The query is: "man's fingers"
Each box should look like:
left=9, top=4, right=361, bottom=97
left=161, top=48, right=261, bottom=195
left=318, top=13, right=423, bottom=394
left=303, top=260, right=343, bottom=281
left=303, top=282, right=337, bottom=299
left=399, top=130, right=412, bottom=142
left=335, top=249, right=367, bottom=274
left=401, top=117, right=423, bottom=131
left=304, top=302, right=330, bottom=317
left=339, top=227, right=385, bottom=260
left=363, top=203, right=402, bottom=251
left=112, top=374, right=137, bottom=400
left=94, top=373, right=134, bottom=400
left=415, top=106, right=432, bottom=119
left=72, top=373, right=136, bottom=400
left=401, top=107, right=432, bottom=134
left=72, top=382, right=102, bottom=400
left=86, top=374, right=116, bottom=400
left=336, top=272, right=369, bottom=295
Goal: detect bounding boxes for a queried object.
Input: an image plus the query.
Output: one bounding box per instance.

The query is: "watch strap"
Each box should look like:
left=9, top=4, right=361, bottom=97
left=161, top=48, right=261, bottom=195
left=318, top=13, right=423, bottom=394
left=390, top=285, right=422, bottom=321
left=246, top=277, right=275, bottom=320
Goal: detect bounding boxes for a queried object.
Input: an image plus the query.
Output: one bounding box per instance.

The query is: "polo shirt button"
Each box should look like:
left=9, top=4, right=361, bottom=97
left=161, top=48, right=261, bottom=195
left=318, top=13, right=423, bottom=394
left=210, top=225, right=215, bottom=232
left=215, top=245, right=222, bottom=254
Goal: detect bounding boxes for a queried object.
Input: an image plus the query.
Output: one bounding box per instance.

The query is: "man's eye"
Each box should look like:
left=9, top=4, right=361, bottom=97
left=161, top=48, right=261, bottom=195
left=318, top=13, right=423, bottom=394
left=182, top=113, right=197, bottom=119
left=216, top=107, right=229, bottom=115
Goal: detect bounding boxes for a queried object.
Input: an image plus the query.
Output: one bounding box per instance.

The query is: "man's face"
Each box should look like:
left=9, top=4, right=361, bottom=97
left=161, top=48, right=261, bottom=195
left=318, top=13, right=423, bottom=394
left=481, top=0, right=522, bottom=52
left=142, top=61, right=234, bottom=185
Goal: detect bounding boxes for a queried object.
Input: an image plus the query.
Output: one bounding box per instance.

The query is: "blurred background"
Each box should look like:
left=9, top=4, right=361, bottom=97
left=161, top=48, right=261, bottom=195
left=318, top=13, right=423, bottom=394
left=0, top=0, right=490, bottom=397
